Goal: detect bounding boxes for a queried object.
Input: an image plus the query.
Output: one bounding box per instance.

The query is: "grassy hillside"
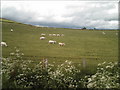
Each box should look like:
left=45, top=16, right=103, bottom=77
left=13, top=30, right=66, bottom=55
left=1, top=18, right=118, bottom=73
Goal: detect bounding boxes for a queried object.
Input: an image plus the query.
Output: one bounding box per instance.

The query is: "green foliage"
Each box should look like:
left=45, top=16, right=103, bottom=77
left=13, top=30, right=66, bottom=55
left=84, top=62, right=120, bottom=88
left=2, top=48, right=119, bottom=89
left=2, top=48, right=83, bottom=88
left=47, top=60, right=82, bottom=88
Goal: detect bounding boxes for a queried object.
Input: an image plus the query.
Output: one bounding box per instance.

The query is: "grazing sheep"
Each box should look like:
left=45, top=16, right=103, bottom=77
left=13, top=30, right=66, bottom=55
left=57, top=34, right=60, bottom=36
left=53, top=34, right=56, bottom=36
left=41, top=33, right=46, bottom=36
left=61, top=34, right=64, bottom=36
left=49, top=40, right=56, bottom=44
left=102, top=32, right=106, bottom=35
left=49, top=34, right=52, bottom=36
left=11, top=29, right=13, bottom=32
left=59, top=42, right=65, bottom=46
left=40, top=37, right=46, bottom=40
left=0, top=42, right=7, bottom=47
left=116, top=33, right=118, bottom=35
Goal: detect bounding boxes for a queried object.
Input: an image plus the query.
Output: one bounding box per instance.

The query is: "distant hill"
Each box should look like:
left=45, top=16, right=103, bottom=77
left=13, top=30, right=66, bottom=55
left=1, top=18, right=118, bottom=30
left=1, top=18, right=19, bottom=23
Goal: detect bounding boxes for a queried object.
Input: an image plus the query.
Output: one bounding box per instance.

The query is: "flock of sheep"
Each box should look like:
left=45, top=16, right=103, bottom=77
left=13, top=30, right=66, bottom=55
left=0, top=28, right=119, bottom=47
left=40, top=33, right=66, bottom=46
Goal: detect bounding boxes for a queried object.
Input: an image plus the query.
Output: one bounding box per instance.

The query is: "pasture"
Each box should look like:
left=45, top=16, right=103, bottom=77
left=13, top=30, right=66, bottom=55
left=1, top=18, right=119, bottom=73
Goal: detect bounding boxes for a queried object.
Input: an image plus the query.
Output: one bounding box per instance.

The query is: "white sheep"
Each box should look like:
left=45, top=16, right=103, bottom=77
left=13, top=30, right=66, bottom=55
left=41, top=33, right=46, bottom=36
left=0, top=42, right=7, bottom=47
left=61, top=34, right=64, bottom=36
left=40, top=37, right=46, bottom=40
left=49, top=34, right=52, bottom=36
left=102, top=32, right=106, bottom=35
left=57, top=34, right=60, bottom=36
left=52, top=34, right=56, bottom=36
left=116, top=33, right=118, bottom=35
left=59, top=42, right=65, bottom=46
left=11, top=29, right=13, bottom=32
left=49, top=40, right=56, bottom=44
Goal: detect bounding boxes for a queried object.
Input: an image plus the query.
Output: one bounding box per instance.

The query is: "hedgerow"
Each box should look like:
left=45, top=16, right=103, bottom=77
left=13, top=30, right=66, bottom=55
left=2, top=48, right=120, bottom=89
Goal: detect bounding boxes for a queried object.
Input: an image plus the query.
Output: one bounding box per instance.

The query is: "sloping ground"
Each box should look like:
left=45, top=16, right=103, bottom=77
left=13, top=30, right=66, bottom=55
left=1, top=18, right=119, bottom=73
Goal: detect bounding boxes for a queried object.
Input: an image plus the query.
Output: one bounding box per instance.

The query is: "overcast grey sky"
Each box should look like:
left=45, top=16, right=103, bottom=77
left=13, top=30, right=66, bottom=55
left=1, top=1, right=119, bottom=29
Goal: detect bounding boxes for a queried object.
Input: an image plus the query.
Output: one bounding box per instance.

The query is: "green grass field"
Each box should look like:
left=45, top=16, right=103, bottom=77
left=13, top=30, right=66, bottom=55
left=1, top=18, right=119, bottom=73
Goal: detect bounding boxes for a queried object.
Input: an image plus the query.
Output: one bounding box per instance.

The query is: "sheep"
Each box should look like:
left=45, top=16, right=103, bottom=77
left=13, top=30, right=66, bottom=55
left=0, top=42, right=7, bottom=47
left=61, top=34, right=64, bottom=36
left=40, top=37, right=46, bottom=40
left=102, top=32, right=106, bottom=35
left=116, top=33, right=118, bottom=35
left=41, top=33, right=46, bottom=36
left=57, top=34, right=60, bottom=37
left=48, top=33, right=65, bottom=37
left=52, top=34, right=56, bottom=36
left=49, top=40, right=56, bottom=44
left=11, top=29, right=13, bottom=32
left=59, top=42, right=65, bottom=46
left=49, top=34, right=52, bottom=36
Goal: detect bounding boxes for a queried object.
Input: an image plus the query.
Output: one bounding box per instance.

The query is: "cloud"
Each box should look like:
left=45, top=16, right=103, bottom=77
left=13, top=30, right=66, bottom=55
left=1, top=1, right=118, bottom=29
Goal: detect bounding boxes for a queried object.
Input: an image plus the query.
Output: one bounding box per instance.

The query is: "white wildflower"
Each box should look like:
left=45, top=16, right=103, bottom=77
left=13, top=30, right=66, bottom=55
left=88, top=78, right=92, bottom=82
left=16, top=49, right=20, bottom=52
left=68, top=61, right=72, bottom=64
left=106, top=66, right=111, bottom=68
left=87, top=83, right=94, bottom=88
left=92, top=75, right=96, bottom=78
left=101, top=76, right=105, bottom=80
left=10, top=52, right=14, bottom=55
left=102, top=62, right=106, bottom=64
left=100, top=68, right=103, bottom=70
left=21, top=53, right=24, bottom=55
left=65, top=60, right=68, bottom=63
left=98, top=63, right=101, bottom=66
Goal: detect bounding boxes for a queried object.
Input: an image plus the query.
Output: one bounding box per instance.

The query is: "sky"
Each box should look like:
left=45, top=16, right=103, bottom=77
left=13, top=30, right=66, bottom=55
left=1, top=0, right=119, bottom=29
